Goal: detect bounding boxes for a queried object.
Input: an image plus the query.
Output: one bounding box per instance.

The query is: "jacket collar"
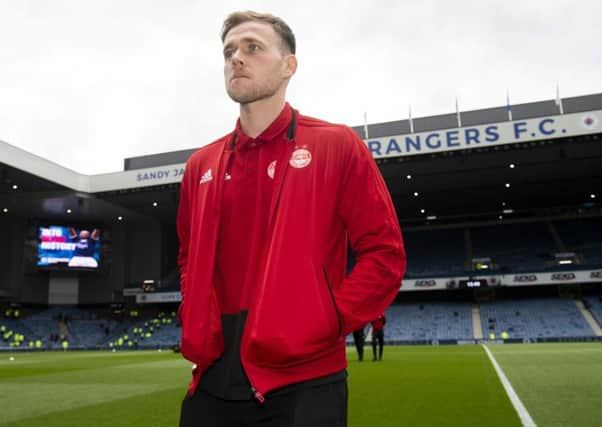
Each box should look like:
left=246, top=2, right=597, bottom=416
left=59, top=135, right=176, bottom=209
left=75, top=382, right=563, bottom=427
left=232, top=103, right=293, bottom=151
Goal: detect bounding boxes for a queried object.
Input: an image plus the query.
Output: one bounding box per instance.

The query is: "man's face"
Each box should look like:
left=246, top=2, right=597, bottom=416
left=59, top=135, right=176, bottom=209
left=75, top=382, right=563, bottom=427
left=80, top=230, right=90, bottom=239
left=223, top=21, right=295, bottom=105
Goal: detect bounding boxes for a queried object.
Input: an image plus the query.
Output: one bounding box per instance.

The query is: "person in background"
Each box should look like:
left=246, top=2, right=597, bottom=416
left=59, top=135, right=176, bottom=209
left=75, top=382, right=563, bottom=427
left=68, top=228, right=100, bottom=268
left=371, top=314, right=386, bottom=361
left=352, top=326, right=366, bottom=362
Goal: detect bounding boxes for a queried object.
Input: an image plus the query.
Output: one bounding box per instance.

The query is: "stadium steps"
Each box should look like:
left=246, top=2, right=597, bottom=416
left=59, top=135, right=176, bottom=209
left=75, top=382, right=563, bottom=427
left=59, top=320, right=70, bottom=339
left=575, top=300, right=602, bottom=336
left=471, top=304, right=483, bottom=339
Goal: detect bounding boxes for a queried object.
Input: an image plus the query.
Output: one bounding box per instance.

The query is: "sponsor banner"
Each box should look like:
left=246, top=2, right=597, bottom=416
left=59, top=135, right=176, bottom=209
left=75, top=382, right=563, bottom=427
left=126, top=269, right=602, bottom=300
left=401, top=276, right=501, bottom=291
left=401, top=269, right=602, bottom=291
left=365, top=110, right=602, bottom=159
left=511, top=274, right=540, bottom=284
left=90, top=163, right=186, bottom=192
left=402, top=278, right=447, bottom=291
left=135, top=292, right=182, bottom=304
left=591, top=271, right=602, bottom=280
left=123, top=287, right=144, bottom=296
left=505, top=269, right=602, bottom=286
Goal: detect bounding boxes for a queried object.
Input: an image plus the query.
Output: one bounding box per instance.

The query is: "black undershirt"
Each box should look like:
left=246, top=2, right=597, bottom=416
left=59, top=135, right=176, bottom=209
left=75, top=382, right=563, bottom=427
left=197, top=311, right=346, bottom=401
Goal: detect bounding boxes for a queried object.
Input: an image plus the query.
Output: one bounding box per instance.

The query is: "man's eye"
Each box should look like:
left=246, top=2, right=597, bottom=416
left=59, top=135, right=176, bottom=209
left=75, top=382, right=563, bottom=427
left=248, top=44, right=259, bottom=52
left=224, top=50, right=233, bottom=59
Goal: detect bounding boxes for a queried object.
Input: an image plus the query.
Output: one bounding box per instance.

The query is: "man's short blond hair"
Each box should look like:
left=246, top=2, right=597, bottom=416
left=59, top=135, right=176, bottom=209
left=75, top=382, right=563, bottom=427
left=221, top=11, right=296, bottom=54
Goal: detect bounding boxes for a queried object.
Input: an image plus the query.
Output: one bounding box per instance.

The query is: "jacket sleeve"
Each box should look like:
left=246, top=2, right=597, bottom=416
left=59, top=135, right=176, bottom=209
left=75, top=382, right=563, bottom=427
left=334, top=128, right=406, bottom=336
left=176, top=161, right=193, bottom=312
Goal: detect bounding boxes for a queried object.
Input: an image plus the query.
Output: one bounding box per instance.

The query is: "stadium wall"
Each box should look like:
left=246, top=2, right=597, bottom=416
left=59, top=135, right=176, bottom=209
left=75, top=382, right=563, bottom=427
left=126, top=221, right=162, bottom=286
left=1, top=218, right=162, bottom=305
left=0, top=218, right=20, bottom=299
left=8, top=219, right=49, bottom=304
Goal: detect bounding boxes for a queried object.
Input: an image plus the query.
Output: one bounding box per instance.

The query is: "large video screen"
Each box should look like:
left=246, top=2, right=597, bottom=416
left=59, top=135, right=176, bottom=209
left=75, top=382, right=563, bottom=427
left=37, top=226, right=101, bottom=269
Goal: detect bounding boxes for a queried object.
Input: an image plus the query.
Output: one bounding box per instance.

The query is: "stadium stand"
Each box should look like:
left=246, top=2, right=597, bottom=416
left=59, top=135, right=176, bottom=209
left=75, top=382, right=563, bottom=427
left=2, top=93, right=602, bottom=360
left=384, top=302, right=473, bottom=343
left=107, top=311, right=179, bottom=349
left=5, top=296, right=602, bottom=351
left=479, top=297, right=594, bottom=340
left=471, top=222, right=558, bottom=273
left=19, top=307, right=65, bottom=349
left=0, top=317, right=33, bottom=349
left=68, top=317, right=119, bottom=349
left=554, top=218, right=602, bottom=267
left=400, top=218, right=602, bottom=277
left=403, top=228, right=467, bottom=277
left=15, top=306, right=114, bottom=349
left=5, top=218, right=602, bottom=351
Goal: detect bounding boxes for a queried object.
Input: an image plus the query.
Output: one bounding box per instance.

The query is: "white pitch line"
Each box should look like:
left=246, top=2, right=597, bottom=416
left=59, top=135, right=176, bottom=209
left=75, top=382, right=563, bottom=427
left=482, top=345, right=537, bottom=427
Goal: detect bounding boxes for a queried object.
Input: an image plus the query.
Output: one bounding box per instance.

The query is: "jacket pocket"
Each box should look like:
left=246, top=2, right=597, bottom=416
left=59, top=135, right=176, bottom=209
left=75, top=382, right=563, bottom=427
left=322, top=265, right=343, bottom=338
left=246, top=262, right=343, bottom=368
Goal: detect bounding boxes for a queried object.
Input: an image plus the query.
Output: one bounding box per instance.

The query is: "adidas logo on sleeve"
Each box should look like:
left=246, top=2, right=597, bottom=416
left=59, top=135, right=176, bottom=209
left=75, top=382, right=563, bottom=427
left=199, top=169, right=213, bottom=184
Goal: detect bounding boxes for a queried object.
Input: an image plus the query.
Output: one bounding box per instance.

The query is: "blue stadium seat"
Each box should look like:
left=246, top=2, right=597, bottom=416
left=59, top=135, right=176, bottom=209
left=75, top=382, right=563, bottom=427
left=479, top=297, right=594, bottom=340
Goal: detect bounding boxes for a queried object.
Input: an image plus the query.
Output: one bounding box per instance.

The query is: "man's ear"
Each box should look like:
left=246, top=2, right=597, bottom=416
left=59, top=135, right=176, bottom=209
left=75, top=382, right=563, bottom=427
left=283, top=54, right=297, bottom=79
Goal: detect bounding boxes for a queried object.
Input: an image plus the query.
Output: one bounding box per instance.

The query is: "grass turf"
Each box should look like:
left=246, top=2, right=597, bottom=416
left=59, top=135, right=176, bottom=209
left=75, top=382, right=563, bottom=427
left=488, top=343, right=602, bottom=427
left=0, top=343, right=599, bottom=426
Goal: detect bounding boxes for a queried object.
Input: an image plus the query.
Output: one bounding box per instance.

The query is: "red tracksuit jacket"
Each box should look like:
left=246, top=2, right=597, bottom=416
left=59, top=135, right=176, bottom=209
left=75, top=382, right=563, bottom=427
left=177, top=107, right=406, bottom=397
left=371, top=314, right=386, bottom=331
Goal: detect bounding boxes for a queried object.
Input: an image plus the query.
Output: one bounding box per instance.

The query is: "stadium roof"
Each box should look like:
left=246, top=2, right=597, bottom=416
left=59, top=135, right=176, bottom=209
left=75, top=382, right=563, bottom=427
left=1, top=93, right=601, bottom=225
left=122, top=93, right=602, bottom=170
left=351, top=93, right=602, bottom=139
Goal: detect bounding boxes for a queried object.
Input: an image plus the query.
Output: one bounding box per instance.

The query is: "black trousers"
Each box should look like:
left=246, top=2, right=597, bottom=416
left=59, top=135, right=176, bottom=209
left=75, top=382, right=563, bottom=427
left=352, top=329, right=365, bottom=361
left=372, top=329, right=384, bottom=360
left=179, top=378, right=348, bottom=427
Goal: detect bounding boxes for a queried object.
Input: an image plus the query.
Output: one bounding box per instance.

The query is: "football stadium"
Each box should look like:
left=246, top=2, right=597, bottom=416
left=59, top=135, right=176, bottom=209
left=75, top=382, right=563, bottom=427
left=1, top=93, right=602, bottom=426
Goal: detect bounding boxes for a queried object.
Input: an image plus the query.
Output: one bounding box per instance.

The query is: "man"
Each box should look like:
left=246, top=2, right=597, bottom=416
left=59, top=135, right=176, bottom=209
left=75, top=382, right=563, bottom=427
left=352, top=326, right=366, bottom=362
left=177, top=11, right=405, bottom=427
left=371, top=314, right=386, bottom=361
left=68, top=228, right=100, bottom=268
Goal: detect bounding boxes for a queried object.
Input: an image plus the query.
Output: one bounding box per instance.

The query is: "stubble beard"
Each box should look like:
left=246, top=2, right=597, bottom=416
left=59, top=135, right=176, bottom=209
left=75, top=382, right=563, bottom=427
left=226, top=78, right=282, bottom=105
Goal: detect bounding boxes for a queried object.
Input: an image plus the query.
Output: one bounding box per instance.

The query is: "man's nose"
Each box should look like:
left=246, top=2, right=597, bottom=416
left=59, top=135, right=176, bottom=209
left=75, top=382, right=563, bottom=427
left=230, top=49, right=244, bottom=65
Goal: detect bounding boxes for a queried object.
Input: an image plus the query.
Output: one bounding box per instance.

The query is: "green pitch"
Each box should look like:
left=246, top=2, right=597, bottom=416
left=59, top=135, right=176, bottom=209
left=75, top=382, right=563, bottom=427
left=1, top=343, right=601, bottom=426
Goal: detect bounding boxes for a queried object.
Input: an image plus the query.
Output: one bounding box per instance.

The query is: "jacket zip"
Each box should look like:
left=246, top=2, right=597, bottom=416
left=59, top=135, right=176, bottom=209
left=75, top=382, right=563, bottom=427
left=241, top=133, right=296, bottom=404
left=322, top=265, right=343, bottom=337
left=210, top=136, right=266, bottom=404
left=251, top=387, right=265, bottom=403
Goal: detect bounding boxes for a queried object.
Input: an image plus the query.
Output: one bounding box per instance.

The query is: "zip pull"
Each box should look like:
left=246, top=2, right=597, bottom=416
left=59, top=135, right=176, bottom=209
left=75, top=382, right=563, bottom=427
left=251, top=387, right=265, bottom=404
